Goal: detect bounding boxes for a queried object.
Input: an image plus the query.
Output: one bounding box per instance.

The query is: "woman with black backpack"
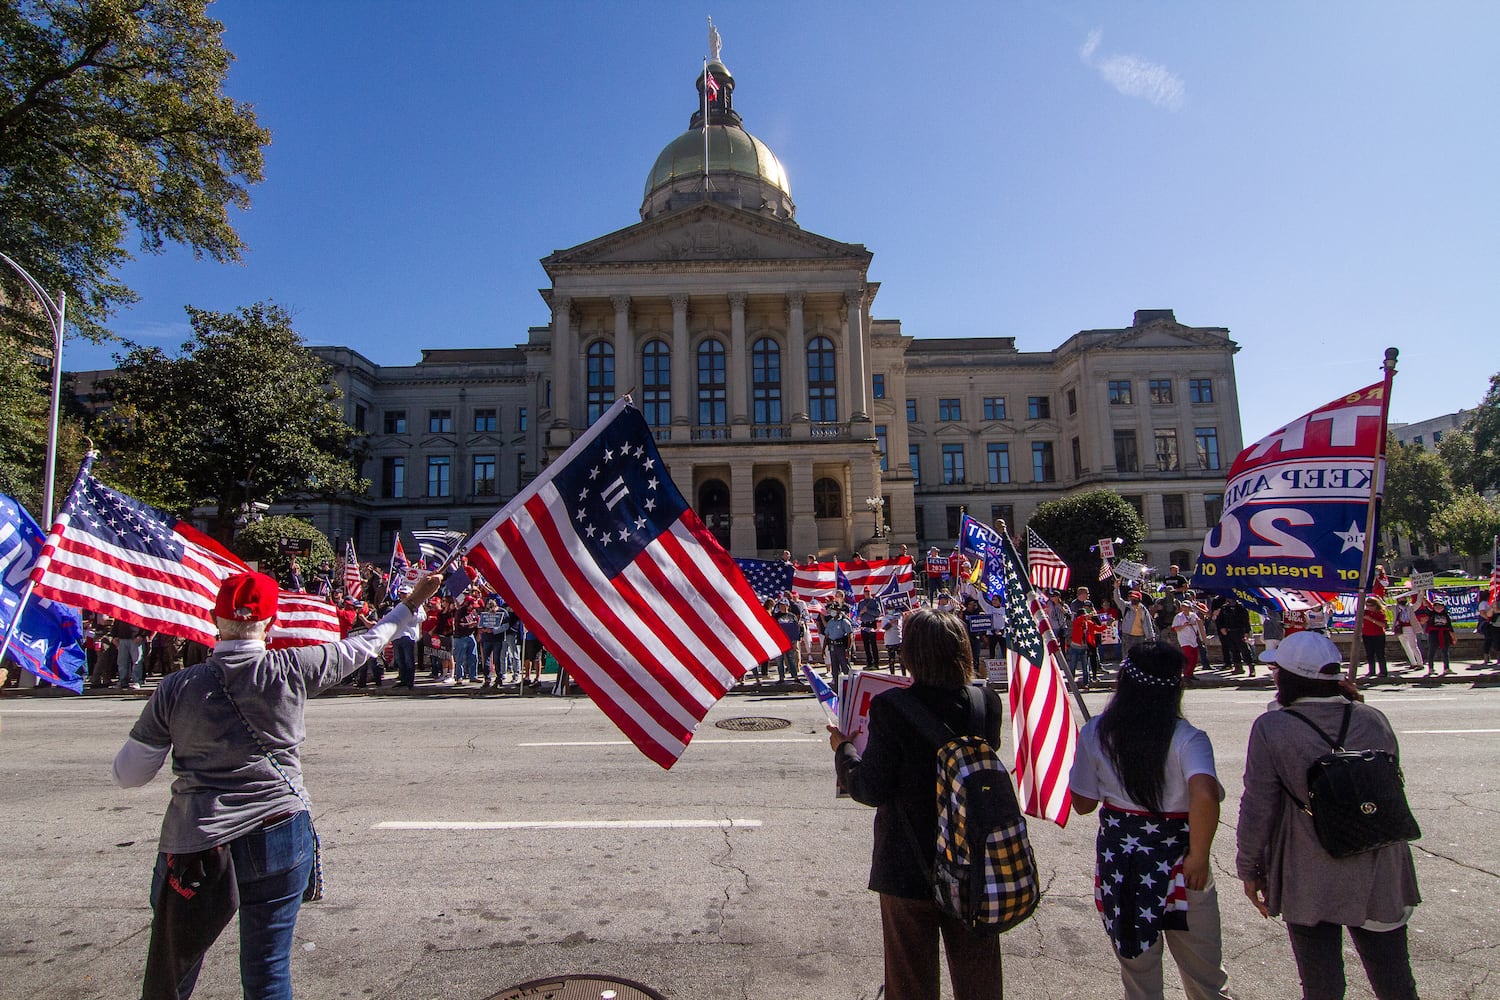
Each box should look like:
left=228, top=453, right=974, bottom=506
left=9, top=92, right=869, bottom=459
left=1068, top=640, right=1234, bottom=1000
left=1237, top=631, right=1422, bottom=1000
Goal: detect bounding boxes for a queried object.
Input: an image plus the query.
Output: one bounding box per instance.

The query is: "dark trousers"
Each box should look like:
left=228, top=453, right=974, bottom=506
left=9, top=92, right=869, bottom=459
left=1222, top=631, right=1254, bottom=671
left=861, top=627, right=881, bottom=669
left=393, top=636, right=417, bottom=689
left=1362, top=634, right=1389, bottom=675
left=878, top=893, right=1002, bottom=1000
left=1286, top=921, right=1418, bottom=1000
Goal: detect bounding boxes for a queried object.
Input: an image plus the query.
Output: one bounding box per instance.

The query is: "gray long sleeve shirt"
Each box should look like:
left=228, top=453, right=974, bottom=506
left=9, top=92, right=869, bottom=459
left=113, top=603, right=422, bottom=853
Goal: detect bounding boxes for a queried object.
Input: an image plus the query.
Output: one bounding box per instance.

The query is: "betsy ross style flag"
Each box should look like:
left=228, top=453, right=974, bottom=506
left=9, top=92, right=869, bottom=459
left=463, top=397, right=790, bottom=768
left=30, top=457, right=245, bottom=647
left=1026, top=527, right=1071, bottom=591
left=986, top=519, right=1077, bottom=826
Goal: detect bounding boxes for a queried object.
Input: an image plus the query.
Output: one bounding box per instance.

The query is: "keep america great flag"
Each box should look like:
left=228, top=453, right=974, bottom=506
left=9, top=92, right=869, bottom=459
left=463, top=398, right=789, bottom=768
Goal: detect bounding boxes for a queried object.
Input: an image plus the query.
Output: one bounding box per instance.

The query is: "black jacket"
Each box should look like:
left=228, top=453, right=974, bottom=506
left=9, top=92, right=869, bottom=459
left=835, top=683, right=1004, bottom=898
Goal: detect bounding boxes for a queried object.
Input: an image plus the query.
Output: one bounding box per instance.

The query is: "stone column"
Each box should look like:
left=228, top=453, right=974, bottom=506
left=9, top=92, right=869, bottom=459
left=786, top=292, right=809, bottom=432
left=789, top=458, right=818, bottom=558
left=728, top=292, right=748, bottom=438
left=845, top=289, right=869, bottom=421
left=551, top=296, right=574, bottom=437
left=611, top=295, right=633, bottom=407
left=729, top=460, right=756, bottom=552
left=671, top=293, right=691, bottom=431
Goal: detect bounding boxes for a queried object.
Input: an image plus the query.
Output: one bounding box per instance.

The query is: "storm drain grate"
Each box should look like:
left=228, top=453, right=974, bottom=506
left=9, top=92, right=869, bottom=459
left=484, top=974, right=666, bottom=999
left=715, top=716, right=792, bottom=732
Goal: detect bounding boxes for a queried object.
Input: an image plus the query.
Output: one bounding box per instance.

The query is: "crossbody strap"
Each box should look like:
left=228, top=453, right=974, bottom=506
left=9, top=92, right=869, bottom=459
left=1276, top=703, right=1353, bottom=814
left=212, top=666, right=314, bottom=816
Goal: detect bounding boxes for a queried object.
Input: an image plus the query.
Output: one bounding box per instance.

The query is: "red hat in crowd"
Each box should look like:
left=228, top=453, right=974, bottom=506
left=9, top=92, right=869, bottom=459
left=214, top=572, right=279, bottom=623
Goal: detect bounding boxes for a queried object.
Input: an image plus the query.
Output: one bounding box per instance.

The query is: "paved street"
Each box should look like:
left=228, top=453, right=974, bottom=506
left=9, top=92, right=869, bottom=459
left=1, top=680, right=1496, bottom=999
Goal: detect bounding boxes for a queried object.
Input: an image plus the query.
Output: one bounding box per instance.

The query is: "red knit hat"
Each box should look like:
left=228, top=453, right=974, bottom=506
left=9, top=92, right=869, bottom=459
left=214, top=572, right=279, bottom=623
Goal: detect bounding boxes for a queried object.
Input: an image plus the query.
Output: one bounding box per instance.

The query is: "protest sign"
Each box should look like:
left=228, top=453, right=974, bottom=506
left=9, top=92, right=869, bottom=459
left=1097, top=538, right=1115, bottom=559
left=838, top=669, right=913, bottom=755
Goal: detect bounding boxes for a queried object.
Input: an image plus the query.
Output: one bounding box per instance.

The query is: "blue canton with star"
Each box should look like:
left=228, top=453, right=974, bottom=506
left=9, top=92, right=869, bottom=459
left=550, top=405, right=689, bottom=579
left=735, top=558, right=794, bottom=600
left=67, top=473, right=185, bottom=561
left=995, top=532, right=1044, bottom=669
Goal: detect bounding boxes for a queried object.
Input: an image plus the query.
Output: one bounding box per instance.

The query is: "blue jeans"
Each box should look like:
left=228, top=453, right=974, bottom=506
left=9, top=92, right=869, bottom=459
left=1067, top=646, right=1091, bottom=686
left=393, top=636, right=417, bottom=688
left=116, top=637, right=146, bottom=687
left=479, top=634, right=503, bottom=680
left=150, top=811, right=315, bottom=1000
left=452, top=634, right=478, bottom=680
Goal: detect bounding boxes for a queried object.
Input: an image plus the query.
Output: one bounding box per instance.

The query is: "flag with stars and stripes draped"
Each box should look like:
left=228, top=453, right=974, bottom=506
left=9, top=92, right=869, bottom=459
left=735, top=558, right=795, bottom=600
left=462, top=397, right=790, bottom=769
left=984, top=519, right=1078, bottom=826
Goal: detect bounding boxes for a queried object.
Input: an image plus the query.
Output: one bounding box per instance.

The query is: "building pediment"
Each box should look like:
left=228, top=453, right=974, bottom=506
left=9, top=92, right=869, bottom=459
left=543, top=203, right=872, bottom=270
left=1086, top=322, right=1235, bottom=353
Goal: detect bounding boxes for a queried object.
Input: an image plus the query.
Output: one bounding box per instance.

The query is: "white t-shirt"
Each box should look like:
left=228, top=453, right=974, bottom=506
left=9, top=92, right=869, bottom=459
left=1172, top=609, right=1201, bottom=648
left=1069, top=717, right=1223, bottom=814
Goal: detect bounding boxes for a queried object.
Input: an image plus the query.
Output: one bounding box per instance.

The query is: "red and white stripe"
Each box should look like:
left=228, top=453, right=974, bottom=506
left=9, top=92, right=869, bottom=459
left=268, top=592, right=342, bottom=648
left=1026, top=528, right=1071, bottom=591
left=466, top=489, right=786, bottom=770
left=343, top=541, right=363, bottom=601
left=792, top=559, right=914, bottom=600
left=1007, top=591, right=1077, bottom=826
left=31, top=513, right=244, bottom=647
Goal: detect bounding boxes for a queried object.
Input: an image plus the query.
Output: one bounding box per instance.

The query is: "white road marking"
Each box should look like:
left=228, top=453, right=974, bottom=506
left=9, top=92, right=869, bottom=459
left=1401, top=729, right=1500, bottom=735
left=373, top=819, right=762, bottom=831
left=517, top=738, right=817, bottom=747
left=0, top=707, right=111, bottom=714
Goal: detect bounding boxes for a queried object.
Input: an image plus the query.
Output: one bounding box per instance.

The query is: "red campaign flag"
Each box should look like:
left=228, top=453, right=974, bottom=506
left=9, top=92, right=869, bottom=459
left=268, top=592, right=342, bottom=649
left=30, top=459, right=247, bottom=646
left=463, top=398, right=789, bottom=769
left=343, top=539, right=363, bottom=601
left=1026, top=527, right=1071, bottom=592
left=792, top=558, right=914, bottom=601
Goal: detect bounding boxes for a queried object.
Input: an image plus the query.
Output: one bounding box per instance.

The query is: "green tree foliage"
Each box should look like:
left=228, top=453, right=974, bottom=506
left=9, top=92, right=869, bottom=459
left=1458, top=372, right=1500, bottom=492
left=1382, top=442, right=1453, bottom=553
left=234, top=515, right=332, bottom=582
left=1436, top=428, right=1481, bottom=494
left=93, top=302, right=367, bottom=541
left=0, top=329, right=88, bottom=516
left=1430, top=488, right=1500, bottom=560
left=0, top=0, right=270, bottom=342
left=1026, top=490, right=1146, bottom=602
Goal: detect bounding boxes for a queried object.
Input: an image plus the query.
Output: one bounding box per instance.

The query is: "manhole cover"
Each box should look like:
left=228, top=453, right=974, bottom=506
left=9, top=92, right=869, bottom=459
left=715, top=716, right=792, bottom=731
left=483, top=974, right=665, bottom=999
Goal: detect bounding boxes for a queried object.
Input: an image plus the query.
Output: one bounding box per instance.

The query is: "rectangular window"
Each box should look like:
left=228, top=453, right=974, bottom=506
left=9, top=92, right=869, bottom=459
left=516, top=452, right=527, bottom=488
left=473, top=408, right=497, bottom=432
left=991, top=504, right=1014, bottom=531
left=875, top=425, right=888, bottom=472
left=1204, top=493, right=1224, bottom=524
left=1027, top=395, right=1051, bottom=420
left=1108, top=380, right=1133, bottom=405
left=986, top=443, right=1011, bottom=484
left=1113, top=430, right=1140, bottom=473
left=1163, top=494, right=1186, bottom=529
left=428, top=409, right=452, bottom=434
left=1032, top=441, right=1055, bottom=482
left=425, top=517, right=448, bottom=530
left=518, top=407, right=528, bottom=431
left=353, top=404, right=367, bottom=432
left=942, top=443, right=966, bottom=484
left=378, top=518, right=402, bottom=553
left=906, top=398, right=918, bottom=423
left=1149, top=379, right=1174, bottom=404
left=983, top=396, right=1006, bottom=421
left=1195, top=427, right=1221, bottom=470
left=1155, top=429, right=1180, bottom=471
left=946, top=505, right=964, bottom=540
left=427, top=455, right=451, bottom=497
left=383, top=410, right=406, bottom=435
left=1188, top=378, right=1213, bottom=404
left=1067, top=388, right=1077, bottom=416
left=381, top=457, right=404, bottom=499
left=472, top=454, right=496, bottom=496
left=909, top=444, right=921, bottom=485
left=872, top=373, right=886, bottom=399
left=1123, top=495, right=1145, bottom=520
left=1072, top=436, right=1083, bottom=476
left=1432, top=430, right=1443, bottom=443
left=939, top=398, right=962, bottom=422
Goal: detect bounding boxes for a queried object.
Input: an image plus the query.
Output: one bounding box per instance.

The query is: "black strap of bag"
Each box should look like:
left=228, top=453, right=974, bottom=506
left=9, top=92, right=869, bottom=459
left=212, top=667, right=325, bottom=901
left=1276, top=703, right=1352, bottom=813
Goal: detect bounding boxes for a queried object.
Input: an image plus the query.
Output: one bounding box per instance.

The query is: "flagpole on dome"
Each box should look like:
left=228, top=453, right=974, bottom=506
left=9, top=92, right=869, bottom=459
left=1346, top=347, right=1399, bottom=681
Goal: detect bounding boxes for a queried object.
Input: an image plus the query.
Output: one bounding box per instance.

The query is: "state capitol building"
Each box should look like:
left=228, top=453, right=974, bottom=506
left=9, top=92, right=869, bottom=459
left=302, top=54, right=1243, bottom=570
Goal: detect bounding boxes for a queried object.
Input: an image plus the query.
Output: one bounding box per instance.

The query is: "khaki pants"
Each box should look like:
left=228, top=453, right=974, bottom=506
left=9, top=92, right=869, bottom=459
left=1116, top=879, right=1233, bottom=1000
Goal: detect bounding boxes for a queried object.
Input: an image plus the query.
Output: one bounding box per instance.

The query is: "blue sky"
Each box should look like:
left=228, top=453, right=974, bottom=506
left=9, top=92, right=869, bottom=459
left=68, top=1, right=1498, bottom=442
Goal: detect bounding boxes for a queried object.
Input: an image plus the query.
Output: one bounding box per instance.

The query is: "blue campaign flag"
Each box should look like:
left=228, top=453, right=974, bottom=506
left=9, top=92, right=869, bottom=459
left=960, top=514, right=1008, bottom=600
left=734, top=558, right=794, bottom=600
left=442, top=563, right=473, bottom=598
left=873, top=570, right=911, bottom=612
left=802, top=658, right=839, bottom=726
left=834, top=562, right=855, bottom=601
left=0, top=494, right=87, bottom=692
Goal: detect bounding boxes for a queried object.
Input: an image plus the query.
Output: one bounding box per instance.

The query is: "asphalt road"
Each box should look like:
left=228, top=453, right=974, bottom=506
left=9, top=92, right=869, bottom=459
left=1, top=681, right=1495, bottom=999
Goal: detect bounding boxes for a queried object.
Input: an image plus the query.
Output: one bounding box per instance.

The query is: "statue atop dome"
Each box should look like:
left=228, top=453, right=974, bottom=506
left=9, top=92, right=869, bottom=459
left=708, top=17, right=722, bottom=63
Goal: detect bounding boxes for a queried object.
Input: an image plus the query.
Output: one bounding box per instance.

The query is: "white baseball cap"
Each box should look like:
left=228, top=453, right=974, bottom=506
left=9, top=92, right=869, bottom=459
left=1259, top=630, right=1344, bottom=680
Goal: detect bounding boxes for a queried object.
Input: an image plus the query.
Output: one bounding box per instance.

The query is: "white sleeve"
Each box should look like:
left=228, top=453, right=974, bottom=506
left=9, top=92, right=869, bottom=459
left=1178, top=725, right=1225, bottom=800
left=112, top=737, right=169, bottom=788
left=1068, top=721, right=1103, bottom=799
left=297, top=602, right=426, bottom=693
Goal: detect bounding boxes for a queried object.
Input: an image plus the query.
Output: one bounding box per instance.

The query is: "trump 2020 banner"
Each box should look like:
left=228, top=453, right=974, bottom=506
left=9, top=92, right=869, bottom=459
left=1192, top=380, right=1388, bottom=594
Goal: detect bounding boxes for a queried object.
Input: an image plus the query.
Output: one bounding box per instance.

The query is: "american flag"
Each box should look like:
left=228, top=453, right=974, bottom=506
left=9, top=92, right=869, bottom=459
left=1026, top=527, right=1071, bottom=592
left=463, top=398, right=789, bottom=768
left=30, top=459, right=246, bottom=647
left=735, top=558, right=794, bottom=600
left=343, top=539, right=362, bottom=600
left=1099, top=558, right=1114, bottom=582
left=792, top=558, right=913, bottom=601
left=412, top=529, right=463, bottom=568
left=268, top=592, right=342, bottom=648
left=991, top=522, right=1077, bottom=826
left=704, top=69, right=721, bottom=100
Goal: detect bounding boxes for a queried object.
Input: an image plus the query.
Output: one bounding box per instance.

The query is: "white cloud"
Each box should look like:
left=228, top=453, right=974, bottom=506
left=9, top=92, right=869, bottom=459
left=1079, top=27, right=1185, bottom=112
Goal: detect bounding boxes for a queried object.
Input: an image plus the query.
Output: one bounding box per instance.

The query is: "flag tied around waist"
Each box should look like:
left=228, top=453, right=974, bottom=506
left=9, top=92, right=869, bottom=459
left=0, top=493, right=86, bottom=691
left=964, top=514, right=1077, bottom=827
left=462, top=397, right=790, bottom=768
left=1192, top=380, right=1389, bottom=594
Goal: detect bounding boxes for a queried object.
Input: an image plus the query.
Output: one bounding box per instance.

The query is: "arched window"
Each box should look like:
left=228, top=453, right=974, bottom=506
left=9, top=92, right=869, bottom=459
left=642, top=339, right=671, bottom=428
left=586, top=341, right=615, bottom=425
left=813, top=476, right=843, bottom=519
left=697, top=339, right=727, bottom=437
left=751, top=337, right=783, bottom=437
left=807, top=336, right=837, bottom=424
left=697, top=479, right=731, bottom=548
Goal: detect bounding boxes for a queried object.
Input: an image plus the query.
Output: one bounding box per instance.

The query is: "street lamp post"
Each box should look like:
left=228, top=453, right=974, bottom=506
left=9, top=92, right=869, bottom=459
left=0, top=251, right=67, bottom=524
left=864, top=495, right=886, bottom=538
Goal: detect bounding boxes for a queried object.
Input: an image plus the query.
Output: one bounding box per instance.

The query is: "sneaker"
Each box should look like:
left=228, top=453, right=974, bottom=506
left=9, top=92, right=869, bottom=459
left=129, top=683, right=142, bottom=690
left=440, top=677, right=456, bottom=686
